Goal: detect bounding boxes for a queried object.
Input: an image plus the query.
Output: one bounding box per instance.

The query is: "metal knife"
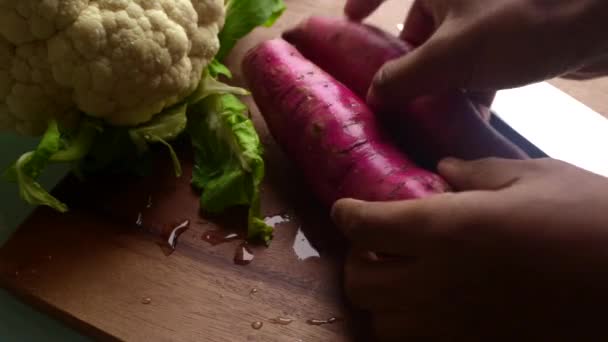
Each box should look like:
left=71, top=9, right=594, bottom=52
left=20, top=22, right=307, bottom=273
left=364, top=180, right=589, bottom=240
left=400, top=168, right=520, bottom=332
left=492, top=82, right=608, bottom=177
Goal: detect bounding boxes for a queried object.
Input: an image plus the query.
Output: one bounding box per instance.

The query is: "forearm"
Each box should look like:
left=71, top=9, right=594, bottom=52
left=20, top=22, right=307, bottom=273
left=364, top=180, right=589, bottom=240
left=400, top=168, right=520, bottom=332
left=551, top=0, right=608, bottom=77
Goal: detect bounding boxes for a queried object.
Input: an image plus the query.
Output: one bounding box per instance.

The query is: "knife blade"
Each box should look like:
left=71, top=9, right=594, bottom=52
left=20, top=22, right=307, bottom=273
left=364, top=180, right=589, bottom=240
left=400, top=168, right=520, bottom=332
left=492, top=82, right=608, bottom=177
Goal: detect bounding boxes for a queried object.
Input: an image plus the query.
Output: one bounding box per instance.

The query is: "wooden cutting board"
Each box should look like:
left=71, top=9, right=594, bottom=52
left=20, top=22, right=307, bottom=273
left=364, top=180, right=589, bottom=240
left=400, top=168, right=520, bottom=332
left=1, top=1, right=607, bottom=341
left=0, top=1, right=413, bottom=341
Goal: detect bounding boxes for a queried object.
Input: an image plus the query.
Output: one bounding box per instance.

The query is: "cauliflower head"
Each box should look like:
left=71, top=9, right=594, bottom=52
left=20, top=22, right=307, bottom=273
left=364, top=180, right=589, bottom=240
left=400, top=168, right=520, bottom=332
left=0, top=0, right=225, bottom=135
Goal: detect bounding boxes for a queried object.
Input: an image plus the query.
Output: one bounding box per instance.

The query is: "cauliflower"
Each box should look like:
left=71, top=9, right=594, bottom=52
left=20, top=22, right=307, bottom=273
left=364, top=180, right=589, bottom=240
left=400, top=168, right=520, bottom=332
left=4, top=0, right=287, bottom=244
left=0, top=0, right=225, bottom=135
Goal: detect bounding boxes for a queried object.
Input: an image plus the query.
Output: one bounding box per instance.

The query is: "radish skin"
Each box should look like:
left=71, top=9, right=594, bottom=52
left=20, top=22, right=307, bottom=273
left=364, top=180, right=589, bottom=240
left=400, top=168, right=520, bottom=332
left=283, top=17, right=414, bottom=100
left=242, top=39, right=449, bottom=206
left=283, top=16, right=529, bottom=164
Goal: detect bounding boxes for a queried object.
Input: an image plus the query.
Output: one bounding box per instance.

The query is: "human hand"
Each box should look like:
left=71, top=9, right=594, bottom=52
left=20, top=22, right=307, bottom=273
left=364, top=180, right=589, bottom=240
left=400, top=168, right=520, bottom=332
left=332, top=157, right=608, bottom=341
left=562, top=54, right=608, bottom=80
left=345, top=0, right=608, bottom=110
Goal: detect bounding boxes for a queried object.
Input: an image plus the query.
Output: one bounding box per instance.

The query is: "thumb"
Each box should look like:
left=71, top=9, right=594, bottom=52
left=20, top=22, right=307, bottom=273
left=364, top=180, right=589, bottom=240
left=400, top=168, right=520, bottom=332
left=438, top=157, right=525, bottom=191
left=345, top=0, right=385, bottom=21
left=331, top=194, right=502, bottom=256
left=366, top=23, right=474, bottom=110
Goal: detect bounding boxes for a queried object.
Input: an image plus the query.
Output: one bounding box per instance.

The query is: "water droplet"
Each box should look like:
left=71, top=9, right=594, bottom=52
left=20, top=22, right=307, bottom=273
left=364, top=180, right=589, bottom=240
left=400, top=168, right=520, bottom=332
left=250, top=288, right=258, bottom=295
left=396, top=23, right=404, bottom=31
left=202, top=230, right=243, bottom=246
left=146, top=196, right=153, bottom=209
left=141, top=297, right=152, bottom=305
left=135, top=212, right=143, bottom=227
left=263, top=214, right=290, bottom=228
left=293, top=228, right=320, bottom=261
left=268, top=317, right=293, bottom=325
left=251, top=321, right=263, bottom=330
left=306, top=317, right=340, bottom=326
left=158, top=220, right=190, bottom=256
left=234, top=243, right=255, bottom=265
left=167, top=221, right=189, bottom=248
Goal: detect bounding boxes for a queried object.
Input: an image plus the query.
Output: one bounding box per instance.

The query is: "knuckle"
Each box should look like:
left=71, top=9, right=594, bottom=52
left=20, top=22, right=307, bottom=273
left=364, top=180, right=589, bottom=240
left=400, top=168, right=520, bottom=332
left=473, top=156, right=502, bottom=167
left=333, top=199, right=363, bottom=231
left=520, top=157, right=559, bottom=173
left=541, top=157, right=565, bottom=168
left=459, top=161, right=489, bottom=185
left=467, top=157, right=504, bottom=175
left=538, top=158, right=574, bottom=174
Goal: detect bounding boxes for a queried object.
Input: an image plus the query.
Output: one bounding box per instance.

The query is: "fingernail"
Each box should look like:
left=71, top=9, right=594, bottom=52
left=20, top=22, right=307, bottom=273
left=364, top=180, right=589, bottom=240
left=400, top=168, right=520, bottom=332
left=438, top=157, right=463, bottom=173
left=331, top=198, right=363, bottom=231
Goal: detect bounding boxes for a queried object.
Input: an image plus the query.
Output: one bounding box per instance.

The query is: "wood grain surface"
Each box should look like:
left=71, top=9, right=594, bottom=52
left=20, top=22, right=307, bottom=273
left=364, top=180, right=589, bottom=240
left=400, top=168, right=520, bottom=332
left=550, top=77, right=608, bottom=116
left=0, top=1, right=607, bottom=341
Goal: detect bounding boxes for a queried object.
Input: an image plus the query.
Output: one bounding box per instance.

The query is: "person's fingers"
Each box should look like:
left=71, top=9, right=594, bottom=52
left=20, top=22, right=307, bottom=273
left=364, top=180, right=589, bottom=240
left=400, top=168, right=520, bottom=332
left=368, top=259, right=488, bottom=341
left=367, top=24, right=471, bottom=109
left=400, top=0, right=435, bottom=45
left=345, top=0, right=385, bottom=21
left=372, top=312, right=428, bottom=341
left=466, top=90, right=496, bottom=121
left=345, top=251, right=485, bottom=308
left=467, top=90, right=496, bottom=109
left=437, top=157, right=526, bottom=191
left=344, top=250, right=414, bottom=310
left=560, top=52, right=608, bottom=80
left=369, top=257, right=584, bottom=340
left=331, top=193, right=502, bottom=255
left=372, top=309, right=471, bottom=341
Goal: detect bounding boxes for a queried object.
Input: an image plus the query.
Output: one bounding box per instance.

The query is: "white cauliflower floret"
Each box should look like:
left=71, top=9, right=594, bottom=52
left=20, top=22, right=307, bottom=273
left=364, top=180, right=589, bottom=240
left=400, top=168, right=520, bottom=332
left=2, top=39, right=75, bottom=135
left=0, top=0, right=90, bottom=44
left=0, top=0, right=225, bottom=135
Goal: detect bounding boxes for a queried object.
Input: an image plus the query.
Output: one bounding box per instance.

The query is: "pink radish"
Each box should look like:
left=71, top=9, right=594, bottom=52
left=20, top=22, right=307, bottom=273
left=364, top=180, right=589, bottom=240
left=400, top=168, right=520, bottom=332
left=242, top=39, right=449, bottom=206
left=283, top=17, right=414, bottom=101
left=283, top=16, right=529, bottom=165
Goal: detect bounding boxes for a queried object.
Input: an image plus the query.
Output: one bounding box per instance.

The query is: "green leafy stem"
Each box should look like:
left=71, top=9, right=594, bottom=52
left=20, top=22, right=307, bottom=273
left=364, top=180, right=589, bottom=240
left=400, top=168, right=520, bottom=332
left=4, top=0, right=286, bottom=244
